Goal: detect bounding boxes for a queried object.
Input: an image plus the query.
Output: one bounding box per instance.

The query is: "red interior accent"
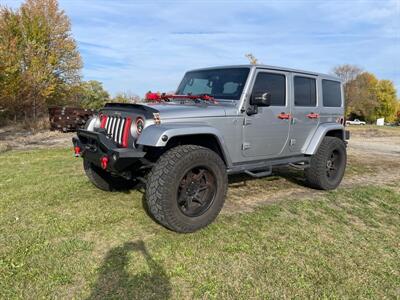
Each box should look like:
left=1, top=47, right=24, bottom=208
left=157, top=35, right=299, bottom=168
left=122, top=117, right=132, bottom=148
left=100, top=115, right=108, bottom=128
left=100, top=156, right=109, bottom=170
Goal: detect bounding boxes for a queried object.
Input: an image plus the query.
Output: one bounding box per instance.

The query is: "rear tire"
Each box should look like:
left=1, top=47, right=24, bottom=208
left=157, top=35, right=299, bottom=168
left=83, top=159, right=134, bottom=191
left=146, top=145, right=227, bottom=233
left=305, top=136, right=347, bottom=190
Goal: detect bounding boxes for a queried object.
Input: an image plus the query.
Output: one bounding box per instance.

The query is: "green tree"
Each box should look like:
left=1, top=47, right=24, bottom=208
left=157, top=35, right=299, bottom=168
left=346, top=72, right=379, bottom=122
left=374, top=80, right=397, bottom=122
left=0, top=0, right=82, bottom=121
left=79, top=80, right=110, bottom=109
left=112, top=92, right=141, bottom=104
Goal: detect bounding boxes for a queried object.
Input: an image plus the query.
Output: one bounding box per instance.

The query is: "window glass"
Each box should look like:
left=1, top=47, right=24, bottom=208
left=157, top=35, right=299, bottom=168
left=252, top=72, right=286, bottom=106
left=182, top=78, right=212, bottom=95
left=177, top=68, right=250, bottom=100
left=223, top=82, right=239, bottom=94
left=322, top=80, right=341, bottom=107
left=294, top=76, right=316, bottom=106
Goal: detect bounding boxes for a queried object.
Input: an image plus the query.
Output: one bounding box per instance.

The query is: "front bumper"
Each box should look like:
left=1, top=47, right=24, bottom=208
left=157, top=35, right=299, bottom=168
left=72, top=129, right=146, bottom=173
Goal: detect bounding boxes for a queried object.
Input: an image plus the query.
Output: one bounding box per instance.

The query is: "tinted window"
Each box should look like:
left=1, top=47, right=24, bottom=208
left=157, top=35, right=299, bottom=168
left=182, top=78, right=212, bottom=95
left=294, top=76, right=316, bottom=106
left=322, top=80, right=341, bottom=107
left=252, top=73, right=286, bottom=106
left=176, top=68, right=250, bottom=100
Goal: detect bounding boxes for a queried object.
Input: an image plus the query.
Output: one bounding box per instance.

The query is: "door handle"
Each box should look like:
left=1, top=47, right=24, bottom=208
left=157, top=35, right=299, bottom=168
left=306, top=112, right=320, bottom=119
left=278, top=112, right=291, bottom=120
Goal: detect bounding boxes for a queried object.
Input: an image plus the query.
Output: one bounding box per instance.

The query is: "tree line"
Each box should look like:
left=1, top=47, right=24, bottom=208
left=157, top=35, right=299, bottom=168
left=0, top=0, right=136, bottom=125
left=1, top=0, right=399, bottom=126
left=332, top=65, right=399, bottom=123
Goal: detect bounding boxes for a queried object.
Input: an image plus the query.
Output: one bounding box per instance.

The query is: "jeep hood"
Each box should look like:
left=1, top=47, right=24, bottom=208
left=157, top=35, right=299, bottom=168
left=144, top=102, right=227, bottom=119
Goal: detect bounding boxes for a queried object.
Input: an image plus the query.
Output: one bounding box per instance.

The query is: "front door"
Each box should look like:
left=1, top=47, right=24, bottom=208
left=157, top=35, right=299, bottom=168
left=289, top=74, right=320, bottom=153
left=242, top=70, right=290, bottom=158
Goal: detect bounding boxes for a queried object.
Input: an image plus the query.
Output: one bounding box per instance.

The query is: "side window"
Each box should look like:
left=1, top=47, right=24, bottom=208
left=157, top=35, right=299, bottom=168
left=252, top=72, right=286, bottom=106
left=294, top=76, right=316, bottom=106
left=322, top=80, right=341, bottom=107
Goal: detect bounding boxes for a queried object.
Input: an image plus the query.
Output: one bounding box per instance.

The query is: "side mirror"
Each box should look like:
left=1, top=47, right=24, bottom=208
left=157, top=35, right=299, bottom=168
left=251, top=92, right=271, bottom=107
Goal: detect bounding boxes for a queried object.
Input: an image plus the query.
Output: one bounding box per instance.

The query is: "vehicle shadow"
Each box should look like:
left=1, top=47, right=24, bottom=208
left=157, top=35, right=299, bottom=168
left=88, top=240, right=171, bottom=300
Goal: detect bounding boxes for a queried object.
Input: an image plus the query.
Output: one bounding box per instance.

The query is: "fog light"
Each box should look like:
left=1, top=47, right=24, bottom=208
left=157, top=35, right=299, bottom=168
left=100, top=156, right=109, bottom=170
left=161, top=135, right=168, bottom=142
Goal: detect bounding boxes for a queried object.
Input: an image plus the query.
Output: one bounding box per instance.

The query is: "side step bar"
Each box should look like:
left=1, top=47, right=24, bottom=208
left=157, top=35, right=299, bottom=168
left=227, top=155, right=310, bottom=176
left=244, top=167, right=272, bottom=178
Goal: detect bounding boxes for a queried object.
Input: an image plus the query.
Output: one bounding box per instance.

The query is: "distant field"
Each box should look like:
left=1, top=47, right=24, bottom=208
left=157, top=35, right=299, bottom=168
left=347, top=124, right=400, bottom=137
left=1, top=136, right=399, bottom=298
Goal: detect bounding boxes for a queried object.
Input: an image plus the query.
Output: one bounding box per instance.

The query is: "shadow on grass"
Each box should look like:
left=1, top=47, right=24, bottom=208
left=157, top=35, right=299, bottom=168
left=88, top=240, right=171, bottom=300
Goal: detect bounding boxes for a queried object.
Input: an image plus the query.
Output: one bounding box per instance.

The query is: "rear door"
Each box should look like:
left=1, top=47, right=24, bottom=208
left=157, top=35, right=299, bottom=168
left=289, top=74, right=320, bottom=153
left=242, top=69, right=290, bottom=158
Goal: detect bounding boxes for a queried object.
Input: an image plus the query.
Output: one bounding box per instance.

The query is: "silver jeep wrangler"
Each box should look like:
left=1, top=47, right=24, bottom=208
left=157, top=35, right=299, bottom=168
left=73, top=65, right=349, bottom=233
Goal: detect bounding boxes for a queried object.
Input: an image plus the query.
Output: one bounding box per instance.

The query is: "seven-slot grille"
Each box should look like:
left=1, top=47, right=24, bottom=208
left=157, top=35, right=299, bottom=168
left=100, top=115, right=132, bottom=147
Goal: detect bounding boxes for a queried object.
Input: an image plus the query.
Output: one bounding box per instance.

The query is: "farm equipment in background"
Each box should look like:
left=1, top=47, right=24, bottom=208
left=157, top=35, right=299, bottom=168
left=49, top=106, right=96, bottom=132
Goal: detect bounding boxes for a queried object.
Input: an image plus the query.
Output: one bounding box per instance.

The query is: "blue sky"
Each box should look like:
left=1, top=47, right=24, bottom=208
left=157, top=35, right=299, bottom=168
left=4, top=0, right=400, bottom=96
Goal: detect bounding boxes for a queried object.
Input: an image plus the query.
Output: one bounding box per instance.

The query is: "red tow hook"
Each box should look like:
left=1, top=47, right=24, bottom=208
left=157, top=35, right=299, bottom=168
left=74, top=146, right=81, bottom=157
left=100, top=156, right=109, bottom=170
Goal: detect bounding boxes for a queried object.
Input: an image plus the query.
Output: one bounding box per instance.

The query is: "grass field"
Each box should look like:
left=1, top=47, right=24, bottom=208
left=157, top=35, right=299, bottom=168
left=1, top=147, right=400, bottom=299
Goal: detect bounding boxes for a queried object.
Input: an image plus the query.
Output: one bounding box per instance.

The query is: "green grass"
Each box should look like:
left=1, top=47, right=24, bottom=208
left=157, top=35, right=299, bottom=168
left=1, top=148, right=399, bottom=299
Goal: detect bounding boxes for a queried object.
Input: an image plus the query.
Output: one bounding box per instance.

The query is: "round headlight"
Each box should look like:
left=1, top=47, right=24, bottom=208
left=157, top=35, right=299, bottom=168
left=135, top=117, right=144, bottom=134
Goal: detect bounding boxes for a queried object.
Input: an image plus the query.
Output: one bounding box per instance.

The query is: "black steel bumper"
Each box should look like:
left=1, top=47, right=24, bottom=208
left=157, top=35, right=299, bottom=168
left=72, top=129, right=146, bottom=173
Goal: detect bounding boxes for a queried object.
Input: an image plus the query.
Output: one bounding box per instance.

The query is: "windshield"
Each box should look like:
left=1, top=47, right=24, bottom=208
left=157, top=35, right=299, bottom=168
left=176, top=68, right=250, bottom=100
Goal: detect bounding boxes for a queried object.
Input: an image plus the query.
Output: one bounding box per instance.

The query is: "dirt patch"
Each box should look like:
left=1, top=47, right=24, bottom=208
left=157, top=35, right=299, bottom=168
left=0, top=125, right=74, bottom=153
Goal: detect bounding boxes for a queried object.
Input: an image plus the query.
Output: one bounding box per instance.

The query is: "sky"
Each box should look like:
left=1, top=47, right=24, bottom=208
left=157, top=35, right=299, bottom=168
left=3, top=0, right=400, bottom=97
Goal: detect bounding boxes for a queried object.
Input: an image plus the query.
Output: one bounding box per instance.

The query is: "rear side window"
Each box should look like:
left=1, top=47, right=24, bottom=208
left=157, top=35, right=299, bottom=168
left=322, top=80, right=342, bottom=107
left=294, top=76, right=316, bottom=106
left=252, top=72, right=286, bottom=106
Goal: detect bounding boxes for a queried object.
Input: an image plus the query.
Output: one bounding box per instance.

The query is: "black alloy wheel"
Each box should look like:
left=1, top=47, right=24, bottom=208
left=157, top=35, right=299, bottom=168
left=177, top=167, right=217, bottom=217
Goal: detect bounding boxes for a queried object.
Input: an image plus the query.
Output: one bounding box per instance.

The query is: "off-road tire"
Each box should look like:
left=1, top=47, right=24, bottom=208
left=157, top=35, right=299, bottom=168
left=305, top=136, right=347, bottom=190
left=146, top=145, right=228, bottom=233
left=83, top=159, right=133, bottom=191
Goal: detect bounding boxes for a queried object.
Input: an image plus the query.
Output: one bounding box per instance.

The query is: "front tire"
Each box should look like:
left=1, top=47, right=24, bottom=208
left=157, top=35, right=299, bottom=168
left=305, top=136, right=347, bottom=190
left=146, top=145, right=228, bottom=233
left=83, top=159, right=134, bottom=191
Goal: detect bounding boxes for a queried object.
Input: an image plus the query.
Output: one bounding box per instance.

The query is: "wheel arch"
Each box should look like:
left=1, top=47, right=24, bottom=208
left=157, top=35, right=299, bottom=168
left=137, top=124, right=232, bottom=166
left=303, top=123, right=346, bottom=155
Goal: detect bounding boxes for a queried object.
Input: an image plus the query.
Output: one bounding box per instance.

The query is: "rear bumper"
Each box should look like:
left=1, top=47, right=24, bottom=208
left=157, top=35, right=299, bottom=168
left=72, top=129, right=146, bottom=173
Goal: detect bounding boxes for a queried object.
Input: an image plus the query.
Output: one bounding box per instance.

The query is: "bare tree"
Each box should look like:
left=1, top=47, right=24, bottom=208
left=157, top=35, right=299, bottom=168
left=332, top=64, right=362, bottom=83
